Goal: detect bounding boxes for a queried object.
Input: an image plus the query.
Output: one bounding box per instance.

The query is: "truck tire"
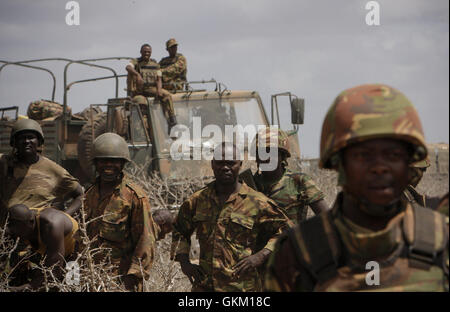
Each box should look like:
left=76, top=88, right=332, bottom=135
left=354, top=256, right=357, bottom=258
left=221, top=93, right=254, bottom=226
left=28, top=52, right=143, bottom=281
left=77, top=112, right=107, bottom=182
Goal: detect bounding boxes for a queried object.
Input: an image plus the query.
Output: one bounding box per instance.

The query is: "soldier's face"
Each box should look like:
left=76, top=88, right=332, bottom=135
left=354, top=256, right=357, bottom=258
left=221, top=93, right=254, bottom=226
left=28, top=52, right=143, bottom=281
left=15, top=131, right=39, bottom=157
left=167, top=45, right=177, bottom=57
left=140, top=46, right=152, bottom=61
left=95, top=158, right=125, bottom=182
left=212, top=159, right=242, bottom=185
left=343, top=138, right=411, bottom=206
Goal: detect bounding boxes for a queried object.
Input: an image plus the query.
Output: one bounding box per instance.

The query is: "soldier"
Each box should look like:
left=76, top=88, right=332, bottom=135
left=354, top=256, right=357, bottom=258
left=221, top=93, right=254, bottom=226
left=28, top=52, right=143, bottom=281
left=126, top=43, right=177, bottom=135
left=0, top=119, right=83, bottom=227
left=159, top=38, right=187, bottom=92
left=84, top=133, right=158, bottom=291
left=265, top=84, right=449, bottom=292
left=403, top=158, right=430, bottom=207
left=252, top=128, right=328, bottom=223
left=5, top=204, right=79, bottom=291
left=171, top=142, right=290, bottom=292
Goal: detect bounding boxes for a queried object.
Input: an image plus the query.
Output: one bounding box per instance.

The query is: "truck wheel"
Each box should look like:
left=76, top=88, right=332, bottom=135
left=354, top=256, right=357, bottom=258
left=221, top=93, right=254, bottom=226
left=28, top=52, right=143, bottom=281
left=77, top=112, right=107, bottom=182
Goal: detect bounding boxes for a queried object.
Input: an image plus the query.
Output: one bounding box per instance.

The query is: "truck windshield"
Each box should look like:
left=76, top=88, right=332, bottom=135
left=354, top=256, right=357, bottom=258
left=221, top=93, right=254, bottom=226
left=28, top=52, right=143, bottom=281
left=150, top=97, right=268, bottom=155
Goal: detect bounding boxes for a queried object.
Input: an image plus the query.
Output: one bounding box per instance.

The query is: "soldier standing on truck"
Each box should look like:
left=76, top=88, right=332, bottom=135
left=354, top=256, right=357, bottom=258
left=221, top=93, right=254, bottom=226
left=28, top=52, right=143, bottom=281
left=265, top=84, right=449, bottom=292
left=159, top=38, right=187, bottom=92
left=0, top=119, right=83, bottom=227
left=251, top=128, right=329, bottom=224
left=126, top=43, right=177, bottom=135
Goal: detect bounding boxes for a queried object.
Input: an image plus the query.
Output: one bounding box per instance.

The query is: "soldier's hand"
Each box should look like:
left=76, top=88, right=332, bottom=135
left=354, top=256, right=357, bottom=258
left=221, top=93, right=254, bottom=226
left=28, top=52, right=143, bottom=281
left=233, top=248, right=271, bottom=278
left=136, top=75, right=144, bottom=88
left=180, top=261, right=204, bottom=285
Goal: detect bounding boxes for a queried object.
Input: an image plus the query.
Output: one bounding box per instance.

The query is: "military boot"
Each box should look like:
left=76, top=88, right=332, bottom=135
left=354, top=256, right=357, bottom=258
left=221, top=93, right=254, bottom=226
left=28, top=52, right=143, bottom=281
left=168, top=115, right=178, bottom=138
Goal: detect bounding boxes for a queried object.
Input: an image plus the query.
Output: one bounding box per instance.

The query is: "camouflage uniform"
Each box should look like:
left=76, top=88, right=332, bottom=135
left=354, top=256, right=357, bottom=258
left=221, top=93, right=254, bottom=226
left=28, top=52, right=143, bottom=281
left=159, top=38, right=187, bottom=92
left=252, top=127, right=325, bottom=223
left=128, top=57, right=175, bottom=120
left=159, top=54, right=187, bottom=92
left=254, top=169, right=325, bottom=223
left=84, top=173, right=157, bottom=283
left=171, top=182, right=289, bottom=292
left=265, top=84, right=449, bottom=292
left=265, top=194, right=449, bottom=291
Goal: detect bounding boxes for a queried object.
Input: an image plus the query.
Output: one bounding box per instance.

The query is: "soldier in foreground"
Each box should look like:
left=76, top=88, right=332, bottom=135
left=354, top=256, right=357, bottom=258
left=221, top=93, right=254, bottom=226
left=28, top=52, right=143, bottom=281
left=0, top=119, right=83, bottom=226
left=5, top=204, right=79, bottom=291
left=265, top=84, right=449, bottom=291
left=159, top=38, right=187, bottom=92
left=84, top=133, right=157, bottom=291
left=171, top=142, right=290, bottom=291
left=126, top=43, right=177, bottom=134
left=252, top=128, right=328, bottom=223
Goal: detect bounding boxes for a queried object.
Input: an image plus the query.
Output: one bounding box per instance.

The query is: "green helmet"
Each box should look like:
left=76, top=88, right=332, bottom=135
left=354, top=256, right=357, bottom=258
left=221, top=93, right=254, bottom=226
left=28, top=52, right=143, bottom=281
left=10, top=118, right=44, bottom=146
left=92, top=132, right=130, bottom=162
left=320, top=84, right=427, bottom=169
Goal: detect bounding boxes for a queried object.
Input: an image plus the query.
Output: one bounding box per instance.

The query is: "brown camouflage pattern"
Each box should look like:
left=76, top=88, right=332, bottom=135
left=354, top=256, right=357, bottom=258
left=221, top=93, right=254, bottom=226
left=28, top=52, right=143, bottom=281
left=27, top=100, right=71, bottom=120
left=0, top=154, right=80, bottom=224
left=171, top=182, right=289, bottom=291
left=84, top=174, right=157, bottom=279
left=159, top=53, right=187, bottom=91
left=320, top=84, right=427, bottom=169
left=254, top=169, right=325, bottom=223
left=264, top=193, right=449, bottom=291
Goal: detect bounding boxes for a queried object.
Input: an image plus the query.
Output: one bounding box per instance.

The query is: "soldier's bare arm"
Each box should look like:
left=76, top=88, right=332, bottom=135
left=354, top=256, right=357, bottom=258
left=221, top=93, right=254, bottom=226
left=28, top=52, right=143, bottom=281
left=126, top=62, right=143, bottom=87
left=64, top=184, right=83, bottom=216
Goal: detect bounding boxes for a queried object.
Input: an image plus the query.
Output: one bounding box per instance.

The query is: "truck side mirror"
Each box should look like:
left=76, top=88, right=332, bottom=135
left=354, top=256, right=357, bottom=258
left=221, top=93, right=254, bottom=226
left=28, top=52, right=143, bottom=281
left=291, top=98, right=304, bottom=125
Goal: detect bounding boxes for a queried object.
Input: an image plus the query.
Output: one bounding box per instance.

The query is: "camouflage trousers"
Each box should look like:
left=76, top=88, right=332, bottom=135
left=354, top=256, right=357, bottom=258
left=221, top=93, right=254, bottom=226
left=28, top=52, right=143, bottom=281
left=141, top=87, right=175, bottom=120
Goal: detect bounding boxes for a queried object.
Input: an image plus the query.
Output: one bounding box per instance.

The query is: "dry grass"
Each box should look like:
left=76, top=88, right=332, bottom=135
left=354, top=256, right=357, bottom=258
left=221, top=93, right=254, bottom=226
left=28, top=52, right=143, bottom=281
left=1, top=158, right=448, bottom=292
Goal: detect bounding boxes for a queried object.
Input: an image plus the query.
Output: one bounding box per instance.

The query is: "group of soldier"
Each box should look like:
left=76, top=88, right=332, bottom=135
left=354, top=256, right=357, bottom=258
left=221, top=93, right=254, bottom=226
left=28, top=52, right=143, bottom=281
left=0, top=65, right=448, bottom=292
left=126, top=38, right=187, bottom=135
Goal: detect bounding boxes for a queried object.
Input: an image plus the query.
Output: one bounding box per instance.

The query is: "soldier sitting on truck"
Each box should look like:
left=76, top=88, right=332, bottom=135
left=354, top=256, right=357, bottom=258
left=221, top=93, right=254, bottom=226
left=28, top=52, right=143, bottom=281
left=126, top=43, right=177, bottom=135
left=159, top=38, right=187, bottom=92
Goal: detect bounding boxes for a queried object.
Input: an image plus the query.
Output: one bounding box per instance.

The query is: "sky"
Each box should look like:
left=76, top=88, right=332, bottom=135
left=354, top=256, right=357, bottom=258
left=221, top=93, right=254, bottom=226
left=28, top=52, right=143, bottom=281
left=0, top=0, right=448, bottom=158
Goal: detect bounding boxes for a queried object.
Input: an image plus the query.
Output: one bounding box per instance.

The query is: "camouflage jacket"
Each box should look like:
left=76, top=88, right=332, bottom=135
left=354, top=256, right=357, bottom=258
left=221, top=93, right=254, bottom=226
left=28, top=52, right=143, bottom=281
left=253, top=169, right=325, bottom=223
left=0, top=154, right=79, bottom=226
left=265, top=192, right=449, bottom=292
left=159, top=53, right=187, bottom=89
left=171, top=182, right=290, bottom=291
left=84, top=174, right=157, bottom=279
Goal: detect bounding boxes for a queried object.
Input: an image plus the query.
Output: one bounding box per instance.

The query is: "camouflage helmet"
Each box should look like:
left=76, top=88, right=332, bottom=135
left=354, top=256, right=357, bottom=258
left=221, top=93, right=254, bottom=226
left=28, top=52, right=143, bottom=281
left=10, top=118, right=44, bottom=146
left=320, top=84, right=427, bottom=169
left=253, top=127, right=291, bottom=158
left=92, top=132, right=130, bottom=162
left=166, top=38, right=178, bottom=49
left=132, top=95, right=148, bottom=105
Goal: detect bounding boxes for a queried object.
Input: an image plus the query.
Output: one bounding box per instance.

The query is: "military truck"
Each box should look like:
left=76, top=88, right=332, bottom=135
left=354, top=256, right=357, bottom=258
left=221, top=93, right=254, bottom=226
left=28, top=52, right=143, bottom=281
left=0, top=58, right=305, bottom=184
